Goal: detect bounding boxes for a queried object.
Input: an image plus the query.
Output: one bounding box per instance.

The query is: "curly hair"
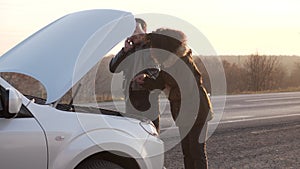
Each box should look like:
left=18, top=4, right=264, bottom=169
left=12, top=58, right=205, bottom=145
left=150, top=28, right=187, bottom=54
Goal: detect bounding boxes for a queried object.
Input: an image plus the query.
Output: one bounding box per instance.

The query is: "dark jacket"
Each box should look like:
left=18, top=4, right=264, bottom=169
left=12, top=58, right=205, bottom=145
left=109, top=41, right=160, bottom=117
left=109, top=42, right=155, bottom=94
left=142, top=50, right=212, bottom=127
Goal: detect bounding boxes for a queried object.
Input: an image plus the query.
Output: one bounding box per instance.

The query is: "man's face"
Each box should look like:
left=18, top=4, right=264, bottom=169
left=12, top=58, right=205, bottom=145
left=130, top=34, right=145, bottom=44
left=127, top=23, right=146, bottom=46
left=134, top=22, right=146, bottom=34
left=129, top=34, right=146, bottom=46
left=133, top=26, right=143, bottom=35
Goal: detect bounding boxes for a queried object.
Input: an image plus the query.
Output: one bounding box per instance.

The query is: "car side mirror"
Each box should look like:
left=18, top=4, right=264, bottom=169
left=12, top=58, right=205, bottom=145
left=0, top=87, right=22, bottom=118
left=8, top=88, right=22, bottom=114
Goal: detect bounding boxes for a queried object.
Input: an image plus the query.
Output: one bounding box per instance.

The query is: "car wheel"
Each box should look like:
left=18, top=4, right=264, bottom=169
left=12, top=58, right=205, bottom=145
left=76, top=159, right=124, bottom=169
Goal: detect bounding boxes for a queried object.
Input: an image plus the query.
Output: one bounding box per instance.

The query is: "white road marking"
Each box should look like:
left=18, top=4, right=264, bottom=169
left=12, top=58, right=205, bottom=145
left=245, top=96, right=300, bottom=102
left=225, top=115, right=253, bottom=119
left=161, top=114, right=300, bottom=132
left=213, top=113, right=300, bottom=124
left=250, top=124, right=300, bottom=134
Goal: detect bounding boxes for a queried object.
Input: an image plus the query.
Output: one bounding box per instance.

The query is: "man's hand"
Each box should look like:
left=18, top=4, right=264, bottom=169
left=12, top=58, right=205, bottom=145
left=124, top=35, right=144, bottom=52
left=124, top=37, right=135, bottom=52
left=133, top=74, right=147, bottom=85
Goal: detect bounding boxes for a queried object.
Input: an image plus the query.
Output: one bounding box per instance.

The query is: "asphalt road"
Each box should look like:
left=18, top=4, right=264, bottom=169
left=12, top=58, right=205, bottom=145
left=161, top=92, right=300, bottom=169
left=163, top=114, right=300, bottom=169
left=97, top=92, right=300, bottom=168
left=96, top=91, right=300, bottom=136
left=139, top=91, right=300, bottom=139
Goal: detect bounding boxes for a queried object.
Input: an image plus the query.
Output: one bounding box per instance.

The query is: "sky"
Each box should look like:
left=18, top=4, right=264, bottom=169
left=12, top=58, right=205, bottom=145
left=1, top=0, right=300, bottom=56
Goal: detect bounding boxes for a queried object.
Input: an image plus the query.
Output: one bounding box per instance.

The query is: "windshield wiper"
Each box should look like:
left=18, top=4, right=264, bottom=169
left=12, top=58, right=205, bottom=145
left=68, top=83, right=82, bottom=111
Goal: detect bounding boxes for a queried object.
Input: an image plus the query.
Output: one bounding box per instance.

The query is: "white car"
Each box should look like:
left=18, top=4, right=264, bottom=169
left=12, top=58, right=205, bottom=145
left=0, top=9, right=164, bottom=169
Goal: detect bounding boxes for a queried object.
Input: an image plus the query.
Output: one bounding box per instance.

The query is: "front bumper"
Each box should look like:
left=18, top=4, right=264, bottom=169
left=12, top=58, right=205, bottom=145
left=137, top=135, right=164, bottom=169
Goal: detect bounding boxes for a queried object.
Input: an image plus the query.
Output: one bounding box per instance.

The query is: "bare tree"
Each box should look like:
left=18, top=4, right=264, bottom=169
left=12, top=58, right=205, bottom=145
left=243, top=54, right=283, bottom=91
left=288, top=62, right=300, bottom=87
left=0, top=72, right=46, bottom=98
left=222, top=60, right=247, bottom=93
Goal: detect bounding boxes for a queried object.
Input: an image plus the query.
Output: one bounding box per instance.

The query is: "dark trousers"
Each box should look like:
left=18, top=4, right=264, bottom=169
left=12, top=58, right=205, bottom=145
left=126, top=91, right=160, bottom=132
left=179, top=123, right=208, bottom=169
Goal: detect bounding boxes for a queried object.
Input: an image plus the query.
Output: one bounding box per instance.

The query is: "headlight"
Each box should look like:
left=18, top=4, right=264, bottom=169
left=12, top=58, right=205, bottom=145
left=139, top=120, right=158, bottom=137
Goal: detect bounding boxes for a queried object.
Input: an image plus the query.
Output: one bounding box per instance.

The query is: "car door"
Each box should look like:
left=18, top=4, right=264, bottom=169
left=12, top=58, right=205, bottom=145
left=0, top=89, right=47, bottom=169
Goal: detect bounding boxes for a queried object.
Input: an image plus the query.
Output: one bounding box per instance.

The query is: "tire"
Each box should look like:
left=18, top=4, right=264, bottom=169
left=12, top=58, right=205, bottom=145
left=76, top=159, right=124, bottom=169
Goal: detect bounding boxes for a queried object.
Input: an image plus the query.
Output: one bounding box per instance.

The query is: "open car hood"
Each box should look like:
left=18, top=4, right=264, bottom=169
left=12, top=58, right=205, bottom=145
left=0, top=9, right=135, bottom=104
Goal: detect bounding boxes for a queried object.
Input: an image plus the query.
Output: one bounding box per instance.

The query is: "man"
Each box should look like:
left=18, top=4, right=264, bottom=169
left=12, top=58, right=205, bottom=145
left=135, top=28, right=213, bottom=169
left=109, top=18, right=160, bottom=131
